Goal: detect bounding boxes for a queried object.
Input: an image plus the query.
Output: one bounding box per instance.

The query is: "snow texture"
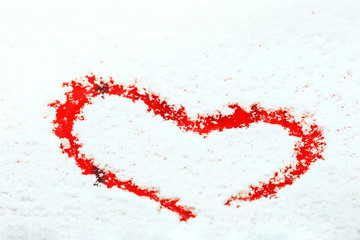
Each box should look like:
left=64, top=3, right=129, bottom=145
left=1, top=0, right=360, bottom=239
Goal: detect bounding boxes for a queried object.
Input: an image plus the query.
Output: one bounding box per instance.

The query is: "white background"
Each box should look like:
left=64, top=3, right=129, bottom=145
left=1, top=0, right=360, bottom=239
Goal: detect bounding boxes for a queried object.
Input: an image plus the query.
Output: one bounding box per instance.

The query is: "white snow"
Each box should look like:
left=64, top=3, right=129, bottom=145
left=1, top=0, right=360, bottom=239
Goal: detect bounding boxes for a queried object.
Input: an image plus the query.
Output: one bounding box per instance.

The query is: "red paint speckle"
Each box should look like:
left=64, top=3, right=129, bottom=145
left=49, top=75, right=326, bottom=221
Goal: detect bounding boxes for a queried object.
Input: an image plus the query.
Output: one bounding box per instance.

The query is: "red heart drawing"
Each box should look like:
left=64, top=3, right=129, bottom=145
left=49, top=75, right=326, bottom=221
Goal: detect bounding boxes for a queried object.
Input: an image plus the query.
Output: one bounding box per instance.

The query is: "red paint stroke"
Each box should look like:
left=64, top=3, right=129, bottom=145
left=49, top=75, right=326, bottom=221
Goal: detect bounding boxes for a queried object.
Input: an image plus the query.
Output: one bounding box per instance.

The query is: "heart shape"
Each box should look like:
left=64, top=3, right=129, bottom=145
left=49, top=75, right=326, bottom=221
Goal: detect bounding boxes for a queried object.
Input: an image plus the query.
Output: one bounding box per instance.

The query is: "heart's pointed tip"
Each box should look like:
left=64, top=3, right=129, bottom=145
left=179, top=212, right=197, bottom=222
left=179, top=217, right=191, bottom=222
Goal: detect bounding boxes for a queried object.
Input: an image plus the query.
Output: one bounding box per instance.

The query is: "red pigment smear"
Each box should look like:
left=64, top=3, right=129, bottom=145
left=49, top=75, right=326, bottom=221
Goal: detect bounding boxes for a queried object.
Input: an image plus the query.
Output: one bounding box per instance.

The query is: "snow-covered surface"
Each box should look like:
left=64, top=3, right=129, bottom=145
left=1, top=0, right=360, bottom=239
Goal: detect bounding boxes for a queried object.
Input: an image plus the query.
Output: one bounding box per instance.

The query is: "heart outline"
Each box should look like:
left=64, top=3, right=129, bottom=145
left=49, top=75, right=326, bottom=221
